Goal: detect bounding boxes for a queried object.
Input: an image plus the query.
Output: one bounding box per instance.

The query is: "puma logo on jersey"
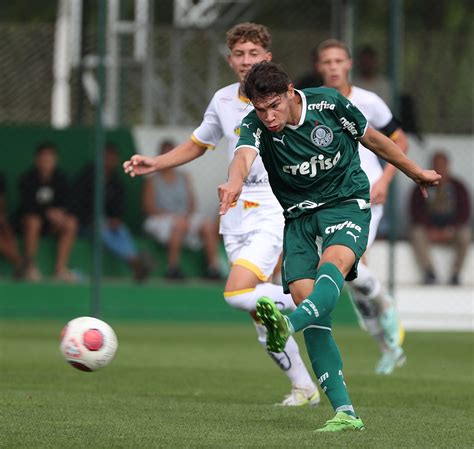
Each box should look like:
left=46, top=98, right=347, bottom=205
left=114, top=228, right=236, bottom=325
left=242, top=122, right=252, bottom=128
left=346, top=231, right=359, bottom=242
left=325, top=220, right=362, bottom=234
left=272, top=135, right=286, bottom=145
left=282, top=151, right=341, bottom=178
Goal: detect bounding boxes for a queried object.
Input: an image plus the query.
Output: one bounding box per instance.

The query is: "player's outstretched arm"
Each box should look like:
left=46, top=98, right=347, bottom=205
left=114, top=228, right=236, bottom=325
left=218, top=147, right=257, bottom=216
left=123, top=139, right=207, bottom=177
left=360, top=127, right=441, bottom=198
left=370, top=127, right=409, bottom=205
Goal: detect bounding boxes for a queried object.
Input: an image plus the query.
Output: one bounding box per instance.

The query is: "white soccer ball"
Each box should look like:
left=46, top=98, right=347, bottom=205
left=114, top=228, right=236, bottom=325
left=59, top=316, right=118, bottom=372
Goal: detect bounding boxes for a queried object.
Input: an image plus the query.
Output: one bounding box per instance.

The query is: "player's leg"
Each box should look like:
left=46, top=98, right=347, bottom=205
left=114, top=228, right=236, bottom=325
left=223, top=232, right=319, bottom=406
left=257, top=204, right=370, bottom=431
left=256, top=263, right=363, bottom=431
left=348, top=204, right=405, bottom=374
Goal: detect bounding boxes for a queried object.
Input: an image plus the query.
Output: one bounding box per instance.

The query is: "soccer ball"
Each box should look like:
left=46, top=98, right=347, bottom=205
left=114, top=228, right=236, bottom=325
left=59, top=316, right=118, bottom=372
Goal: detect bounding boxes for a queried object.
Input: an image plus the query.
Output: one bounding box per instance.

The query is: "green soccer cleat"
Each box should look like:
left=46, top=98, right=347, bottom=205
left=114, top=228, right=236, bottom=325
left=315, top=412, right=365, bottom=433
left=256, top=296, right=291, bottom=353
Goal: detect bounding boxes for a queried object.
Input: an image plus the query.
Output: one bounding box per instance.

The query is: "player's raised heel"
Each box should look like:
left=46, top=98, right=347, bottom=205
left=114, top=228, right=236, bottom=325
left=276, top=386, right=321, bottom=407
left=315, top=412, right=365, bottom=432
left=256, top=297, right=291, bottom=353
left=375, top=345, right=406, bottom=375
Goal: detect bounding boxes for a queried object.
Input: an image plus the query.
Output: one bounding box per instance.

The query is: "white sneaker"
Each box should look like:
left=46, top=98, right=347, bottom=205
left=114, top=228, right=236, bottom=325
left=375, top=346, right=406, bottom=375
left=276, top=385, right=321, bottom=407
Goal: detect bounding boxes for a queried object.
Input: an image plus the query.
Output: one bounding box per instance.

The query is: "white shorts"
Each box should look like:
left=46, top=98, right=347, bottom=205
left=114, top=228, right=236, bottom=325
left=223, top=230, right=283, bottom=282
left=219, top=187, right=284, bottom=237
left=367, top=203, right=383, bottom=248
left=143, top=214, right=206, bottom=250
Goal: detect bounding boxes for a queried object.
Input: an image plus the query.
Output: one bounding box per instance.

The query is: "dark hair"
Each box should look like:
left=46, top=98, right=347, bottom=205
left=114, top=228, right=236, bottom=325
left=243, top=61, right=291, bottom=102
left=226, top=22, right=272, bottom=51
left=315, top=38, right=351, bottom=61
left=35, top=141, right=57, bottom=155
left=357, top=44, right=377, bottom=58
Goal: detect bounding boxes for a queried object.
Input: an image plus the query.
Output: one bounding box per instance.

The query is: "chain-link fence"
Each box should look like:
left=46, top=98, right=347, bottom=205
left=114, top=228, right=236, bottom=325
left=1, top=0, right=472, bottom=133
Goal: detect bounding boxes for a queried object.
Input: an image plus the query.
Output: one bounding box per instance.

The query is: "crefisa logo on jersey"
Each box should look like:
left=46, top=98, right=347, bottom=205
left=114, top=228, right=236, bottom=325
left=310, top=125, right=333, bottom=148
left=282, top=151, right=341, bottom=178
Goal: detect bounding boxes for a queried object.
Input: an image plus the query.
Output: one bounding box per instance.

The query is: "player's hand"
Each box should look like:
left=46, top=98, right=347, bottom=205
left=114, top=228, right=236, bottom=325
left=370, top=178, right=389, bottom=205
left=218, top=180, right=242, bottom=215
left=123, top=155, right=156, bottom=177
left=414, top=169, right=441, bottom=198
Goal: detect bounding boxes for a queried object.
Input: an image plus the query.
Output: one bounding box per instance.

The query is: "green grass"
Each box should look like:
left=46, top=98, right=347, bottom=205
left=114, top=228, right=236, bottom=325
left=0, top=321, right=473, bottom=449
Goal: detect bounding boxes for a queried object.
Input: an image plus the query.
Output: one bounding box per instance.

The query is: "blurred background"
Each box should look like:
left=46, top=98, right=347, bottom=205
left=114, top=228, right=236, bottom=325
left=0, top=0, right=472, bottom=329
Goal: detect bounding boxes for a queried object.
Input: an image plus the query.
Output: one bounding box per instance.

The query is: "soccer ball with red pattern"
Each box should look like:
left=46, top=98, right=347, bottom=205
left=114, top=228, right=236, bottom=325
left=60, top=317, right=118, bottom=372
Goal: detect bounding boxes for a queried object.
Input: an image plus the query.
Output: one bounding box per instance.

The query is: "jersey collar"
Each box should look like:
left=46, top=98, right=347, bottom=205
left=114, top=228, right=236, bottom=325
left=285, top=89, right=306, bottom=130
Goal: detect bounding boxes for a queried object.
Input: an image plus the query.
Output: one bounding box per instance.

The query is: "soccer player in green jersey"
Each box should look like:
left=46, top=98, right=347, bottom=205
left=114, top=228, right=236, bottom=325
left=218, top=61, right=441, bottom=432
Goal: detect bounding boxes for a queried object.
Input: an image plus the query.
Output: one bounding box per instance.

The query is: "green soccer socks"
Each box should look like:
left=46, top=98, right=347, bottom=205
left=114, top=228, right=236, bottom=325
left=287, top=263, right=345, bottom=332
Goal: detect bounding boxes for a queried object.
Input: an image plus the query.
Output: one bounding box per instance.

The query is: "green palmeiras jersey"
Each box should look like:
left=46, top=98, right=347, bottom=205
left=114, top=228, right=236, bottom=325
left=235, top=87, right=371, bottom=219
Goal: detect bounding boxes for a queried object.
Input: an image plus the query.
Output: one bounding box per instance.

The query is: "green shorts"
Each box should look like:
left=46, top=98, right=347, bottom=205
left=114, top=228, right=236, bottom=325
left=281, top=201, right=371, bottom=293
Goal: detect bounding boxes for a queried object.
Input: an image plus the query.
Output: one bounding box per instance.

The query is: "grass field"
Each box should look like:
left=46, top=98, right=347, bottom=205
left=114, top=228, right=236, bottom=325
left=1, top=321, right=473, bottom=449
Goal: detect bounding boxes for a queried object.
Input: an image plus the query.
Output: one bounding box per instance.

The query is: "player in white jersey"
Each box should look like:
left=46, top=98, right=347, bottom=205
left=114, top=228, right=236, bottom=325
left=123, top=23, right=319, bottom=405
left=315, top=39, right=408, bottom=374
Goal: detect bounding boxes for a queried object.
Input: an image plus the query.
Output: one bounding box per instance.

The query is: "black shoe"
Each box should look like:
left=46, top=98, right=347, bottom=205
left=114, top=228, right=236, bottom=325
left=165, top=266, right=186, bottom=280
left=132, top=252, right=155, bottom=282
left=449, top=273, right=461, bottom=286
left=423, top=269, right=437, bottom=285
left=204, top=267, right=224, bottom=281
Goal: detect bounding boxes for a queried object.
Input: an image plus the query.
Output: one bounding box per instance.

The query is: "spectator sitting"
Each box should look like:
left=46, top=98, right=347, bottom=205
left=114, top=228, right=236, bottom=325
left=74, top=143, right=153, bottom=282
left=17, top=142, right=79, bottom=282
left=0, top=172, right=24, bottom=278
left=142, top=140, right=223, bottom=280
left=409, top=151, right=472, bottom=285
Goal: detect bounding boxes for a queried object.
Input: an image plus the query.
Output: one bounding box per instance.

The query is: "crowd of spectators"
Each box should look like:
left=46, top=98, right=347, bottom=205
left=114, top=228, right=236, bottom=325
left=0, top=140, right=471, bottom=286
left=0, top=140, right=224, bottom=283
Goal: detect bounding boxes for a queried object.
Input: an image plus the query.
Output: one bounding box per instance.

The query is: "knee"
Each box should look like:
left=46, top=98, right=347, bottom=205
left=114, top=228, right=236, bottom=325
left=223, top=288, right=255, bottom=312
left=23, top=214, right=42, bottom=233
left=173, top=215, right=189, bottom=233
left=456, top=226, right=472, bottom=245
left=64, top=214, right=78, bottom=234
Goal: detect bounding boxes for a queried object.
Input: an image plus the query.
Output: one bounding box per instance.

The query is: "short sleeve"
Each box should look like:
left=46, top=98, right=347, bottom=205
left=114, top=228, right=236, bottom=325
left=334, top=91, right=368, bottom=139
left=235, top=112, right=262, bottom=155
left=192, top=94, right=224, bottom=148
left=368, top=94, right=393, bottom=130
